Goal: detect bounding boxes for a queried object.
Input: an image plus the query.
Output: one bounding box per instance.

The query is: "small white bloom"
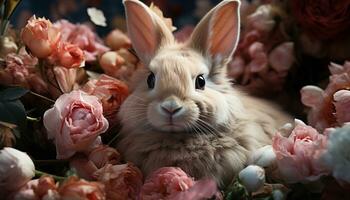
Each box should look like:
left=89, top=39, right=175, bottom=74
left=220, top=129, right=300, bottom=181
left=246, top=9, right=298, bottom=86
left=87, top=7, right=107, bottom=27
left=248, top=145, right=276, bottom=168
left=239, top=165, right=265, bottom=192
left=321, top=124, right=350, bottom=183
left=0, top=148, right=35, bottom=192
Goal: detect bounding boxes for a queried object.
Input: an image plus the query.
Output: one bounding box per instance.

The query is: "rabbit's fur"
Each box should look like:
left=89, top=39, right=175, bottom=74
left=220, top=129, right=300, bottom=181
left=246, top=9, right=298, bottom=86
left=117, top=0, right=291, bottom=186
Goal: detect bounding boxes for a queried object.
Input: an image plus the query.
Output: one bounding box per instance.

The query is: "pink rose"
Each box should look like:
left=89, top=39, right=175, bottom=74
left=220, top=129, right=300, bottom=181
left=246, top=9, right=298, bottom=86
left=301, top=62, right=350, bottom=131
left=0, top=49, right=47, bottom=94
left=272, top=120, right=329, bottom=183
left=141, top=167, right=221, bottom=200
left=93, top=163, right=143, bottom=200
left=105, top=29, right=131, bottom=50
left=70, top=145, right=120, bottom=180
left=140, top=167, right=195, bottom=200
left=51, top=42, right=85, bottom=68
left=21, top=15, right=60, bottom=58
left=43, top=90, right=109, bottom=159
left=82, top=75, right=129, bottom=123
left=47, top=66, right=78, bottom=98
left=54, top=20, right=109, bottom=62
left=58, top=177, right=105, bottom=200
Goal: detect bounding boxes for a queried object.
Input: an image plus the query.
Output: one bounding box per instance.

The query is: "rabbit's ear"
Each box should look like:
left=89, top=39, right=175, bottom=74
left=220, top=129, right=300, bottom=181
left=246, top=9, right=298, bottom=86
left=189, top=0, right=240, bottom=65
left=123, top=0, right=174, bottom=65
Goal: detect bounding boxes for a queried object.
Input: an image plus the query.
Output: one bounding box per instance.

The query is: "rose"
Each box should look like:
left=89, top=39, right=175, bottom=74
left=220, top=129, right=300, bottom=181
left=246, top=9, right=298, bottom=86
left=140, top=167, right=195, bottom=200
left=272, top=120, right=329, bottom=183
left=238, top=165, right=265, bottom=193
left=99, top=51, right=125, bottom=77
left=70, top=145, right=120, bottom=180
left=43, top=90, right=109, bottom=159
left=93, top=163, right=143, bottom=200
left=82, top=75, right=129, bottom=123
left=58, top=177, right=105, bottom=200
left=291, top=0, right=350, bottom=40
left=54, top=20, right=109, bottom=62
left=12, top=176, right=59, bottom=200
left=21, top=15, right=60, bottom=58
left=321, top=124, right=350, bottom=184
left=0, top=148, right=35, bottom=194
left=51, top=42, right=85, bottom=68
left=333, top=90, right=350, bottom=125
left=105, top=29, right=131, bottom=50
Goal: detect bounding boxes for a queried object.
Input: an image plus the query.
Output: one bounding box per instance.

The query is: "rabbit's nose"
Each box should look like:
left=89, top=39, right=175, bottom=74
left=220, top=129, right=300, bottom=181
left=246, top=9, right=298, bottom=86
left=161, top=105, right=183, bottom=115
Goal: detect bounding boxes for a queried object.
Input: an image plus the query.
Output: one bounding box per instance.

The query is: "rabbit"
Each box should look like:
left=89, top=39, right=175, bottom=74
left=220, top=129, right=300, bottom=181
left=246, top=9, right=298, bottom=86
left=117, top=0, right=292, bottom=186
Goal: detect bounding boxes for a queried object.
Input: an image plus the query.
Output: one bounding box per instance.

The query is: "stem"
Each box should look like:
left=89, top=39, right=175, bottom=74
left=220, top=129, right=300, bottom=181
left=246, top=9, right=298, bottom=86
left=29, top=91, right=55, bottom=103
left=26, top=116, right=40, bottom=122
left=35, top=169, right=66, bottom=181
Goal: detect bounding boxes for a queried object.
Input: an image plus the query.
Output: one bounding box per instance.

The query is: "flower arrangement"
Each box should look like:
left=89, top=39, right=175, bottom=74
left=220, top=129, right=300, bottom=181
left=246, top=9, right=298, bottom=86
left=0, top=0, right=350, bottom=199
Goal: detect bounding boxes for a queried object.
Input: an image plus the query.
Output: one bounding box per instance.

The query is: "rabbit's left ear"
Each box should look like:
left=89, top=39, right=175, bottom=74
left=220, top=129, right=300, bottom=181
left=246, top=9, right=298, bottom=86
left=189, top=0, right=240, bottom=65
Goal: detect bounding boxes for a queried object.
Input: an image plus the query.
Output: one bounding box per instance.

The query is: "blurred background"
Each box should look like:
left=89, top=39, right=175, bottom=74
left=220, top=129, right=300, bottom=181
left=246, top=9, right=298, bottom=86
left=11, top=0, right=221, bottom=36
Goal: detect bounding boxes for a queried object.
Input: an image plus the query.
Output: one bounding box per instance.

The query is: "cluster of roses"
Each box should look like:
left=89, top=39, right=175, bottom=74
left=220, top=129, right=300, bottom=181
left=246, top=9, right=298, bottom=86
left=0, top=147, right=221, bottom=199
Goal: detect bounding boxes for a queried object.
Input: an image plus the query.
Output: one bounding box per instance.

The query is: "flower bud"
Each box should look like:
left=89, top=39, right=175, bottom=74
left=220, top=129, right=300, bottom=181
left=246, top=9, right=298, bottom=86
left=238, top=165, right=265, bottom=193
left=0, top=148, right=35, bottom=193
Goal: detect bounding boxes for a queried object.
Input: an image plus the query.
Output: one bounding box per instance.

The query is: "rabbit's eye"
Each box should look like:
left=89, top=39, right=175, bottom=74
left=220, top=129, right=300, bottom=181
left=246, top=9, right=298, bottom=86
left=147, top=72, right=155, bottom=89
left=195, top=75, right=205, bottom=90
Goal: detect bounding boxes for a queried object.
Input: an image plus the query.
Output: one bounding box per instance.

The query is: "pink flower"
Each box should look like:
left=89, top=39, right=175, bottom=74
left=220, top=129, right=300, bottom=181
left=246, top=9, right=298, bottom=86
left=93, top=163, right=143, bottom=200
left=54, top=20, right=109, bottom=62
left=272, top=120, right=329, bottom=183
left=51, top=42, right=85, bottom=68
left=43, top=90, right=109, bottom=159
left=0, top=49, right=47, bottom=94
left=70, top=145, right=120, bottom=180
left=141, top=167, right=221, bottom=200
left=140, top=167, right=195, bottom=199
left=105, top=29, right=132, bottom=50
left=58, top=177, right=105, bottom=200
left=82, top=75, right=129, bottom=123
left=268, top=42, right=294, bottom=72
left=21, top=15, right=60, bottom=58
left=301, top=62, right=350, bottom=131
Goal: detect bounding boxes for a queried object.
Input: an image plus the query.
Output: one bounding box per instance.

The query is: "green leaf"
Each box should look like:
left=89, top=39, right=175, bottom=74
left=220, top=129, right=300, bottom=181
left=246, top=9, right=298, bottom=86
left=0, top=87, right=29, bottom=101
left=0, top=99, right=26, bottom=130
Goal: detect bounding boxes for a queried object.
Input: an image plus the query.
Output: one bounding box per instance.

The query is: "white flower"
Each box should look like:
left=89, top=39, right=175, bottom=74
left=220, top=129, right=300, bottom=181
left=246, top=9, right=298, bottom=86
left=0, top=148, right=35, bottom=192
left=321, top=124, right=350, bottom=183
left=238, top=165, right=265, bottom=192
left=248, top=145, right=276, bottom=168
left=87, top=7, right=107, bottom=27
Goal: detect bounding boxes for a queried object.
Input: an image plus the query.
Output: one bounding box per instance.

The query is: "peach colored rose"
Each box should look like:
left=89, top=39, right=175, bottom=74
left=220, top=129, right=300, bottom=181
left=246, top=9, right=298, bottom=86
left=272, top=120, right=329, bottom=183
left=70, top=145, right=120, bottom=180
left=52, top=42, right=85, bottom=68
left=58, top=176, right=105, bottom=200
left=94, top=163, right=143, bottom=200
left=99, top=51, right=125, bottom=77
left=54, top=20, right=109, bottom=62
left=105, top=29, right=131, bottom=50
left=140, top=167, right=195, bottom=200
left=47, top=66, right=78, bottom=98
left=169, top=179, right=222, bottom=200
left=43, top=90, right=109, bottom=159
left=82, top=75, right=129, bottom=123
left=21, top=15, right=60, bottom=58
left=12, top=176, right=59, bottom=200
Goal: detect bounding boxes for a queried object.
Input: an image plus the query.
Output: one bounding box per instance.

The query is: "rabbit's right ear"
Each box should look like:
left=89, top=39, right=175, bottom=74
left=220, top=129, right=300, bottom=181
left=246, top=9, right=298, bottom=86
left=123, top=0, right=174, bottom=65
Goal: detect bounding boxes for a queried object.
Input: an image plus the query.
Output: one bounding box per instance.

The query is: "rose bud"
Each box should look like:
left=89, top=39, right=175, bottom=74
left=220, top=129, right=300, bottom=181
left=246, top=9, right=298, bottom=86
left=99, top=51, right=125, bottom=77
left=105, top=29, right=131, bottom=50
left=238, top=165, right=266, bottom=193
left=248, top=145, right=276, bottom=168
left=0, top=148, right=35, bottom=193
left=21, top=15, right=60, bottom=58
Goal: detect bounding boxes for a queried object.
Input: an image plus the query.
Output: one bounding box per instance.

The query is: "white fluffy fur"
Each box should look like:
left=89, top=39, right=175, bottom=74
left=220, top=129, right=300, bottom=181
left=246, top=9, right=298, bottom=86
left=117, top=0, right=291, bottom=186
